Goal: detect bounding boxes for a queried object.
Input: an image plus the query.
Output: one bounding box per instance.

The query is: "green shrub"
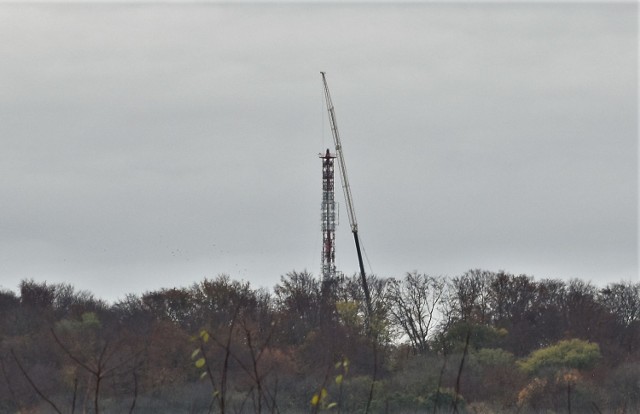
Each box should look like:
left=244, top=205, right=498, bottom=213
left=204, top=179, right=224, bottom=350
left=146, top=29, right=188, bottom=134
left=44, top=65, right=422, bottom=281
left=517, top=339, right=600, bottom=375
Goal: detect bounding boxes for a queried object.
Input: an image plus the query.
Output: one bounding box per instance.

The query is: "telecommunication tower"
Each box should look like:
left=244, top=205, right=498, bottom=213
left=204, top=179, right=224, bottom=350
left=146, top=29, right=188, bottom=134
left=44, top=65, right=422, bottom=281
left=320, top=148, right=338, bottom=281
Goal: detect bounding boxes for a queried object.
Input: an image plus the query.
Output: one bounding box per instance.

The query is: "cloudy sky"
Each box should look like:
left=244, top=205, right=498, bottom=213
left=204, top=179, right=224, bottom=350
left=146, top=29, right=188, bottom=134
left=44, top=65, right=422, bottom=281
left=0, top=2, right=637, bottom=301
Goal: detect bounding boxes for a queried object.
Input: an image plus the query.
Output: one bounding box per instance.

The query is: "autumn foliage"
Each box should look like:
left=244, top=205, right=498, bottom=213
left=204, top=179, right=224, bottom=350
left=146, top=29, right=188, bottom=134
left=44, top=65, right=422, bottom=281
left=0, top=270, right=638, bottom=413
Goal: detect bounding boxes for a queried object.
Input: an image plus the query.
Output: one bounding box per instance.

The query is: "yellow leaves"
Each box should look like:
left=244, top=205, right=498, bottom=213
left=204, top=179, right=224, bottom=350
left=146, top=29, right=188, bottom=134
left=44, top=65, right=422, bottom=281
left=311, top=388, right=331, bottom=408
left=321, top=388, right=327, bottom=399
left=311, top=388, right=327, bottom=406
left=191, top=329, right=209, bottom=379
left=335, top=301, right=362, bottom=329
left=311, top=357, right=348, bottom=410
left=191, top=346, right=206, bottom=368
left=335, top=357, right=349, bottom=373
left=310, top=393, right=320, bottom=406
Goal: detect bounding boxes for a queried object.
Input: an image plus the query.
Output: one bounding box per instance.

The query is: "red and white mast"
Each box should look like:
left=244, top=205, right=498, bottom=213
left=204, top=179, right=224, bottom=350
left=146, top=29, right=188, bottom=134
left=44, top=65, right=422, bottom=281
left=320, top=149, right=338, bottom=281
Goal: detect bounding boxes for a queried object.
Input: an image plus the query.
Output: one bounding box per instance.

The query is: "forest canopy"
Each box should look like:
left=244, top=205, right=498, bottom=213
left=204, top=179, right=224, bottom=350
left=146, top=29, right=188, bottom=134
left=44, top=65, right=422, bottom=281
left=0, top=269, right=638, bottom=413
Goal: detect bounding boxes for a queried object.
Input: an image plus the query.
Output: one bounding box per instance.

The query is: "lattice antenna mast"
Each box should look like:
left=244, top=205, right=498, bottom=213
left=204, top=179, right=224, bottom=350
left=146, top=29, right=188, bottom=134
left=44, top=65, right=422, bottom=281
left=320, top=72, right=373, bottom=319
left=320, top=149, right=338, bottom=281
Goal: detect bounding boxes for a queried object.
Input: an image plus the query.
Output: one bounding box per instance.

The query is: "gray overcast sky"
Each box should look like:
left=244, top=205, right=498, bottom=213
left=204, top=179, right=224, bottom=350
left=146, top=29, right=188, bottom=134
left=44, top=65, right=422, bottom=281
left=0, top=2, right=637, bottom=301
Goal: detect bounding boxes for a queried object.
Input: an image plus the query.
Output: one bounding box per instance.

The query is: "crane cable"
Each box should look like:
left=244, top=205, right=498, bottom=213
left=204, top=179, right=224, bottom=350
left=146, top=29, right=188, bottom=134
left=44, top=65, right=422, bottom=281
left=360, top=232, right=374, bottom=278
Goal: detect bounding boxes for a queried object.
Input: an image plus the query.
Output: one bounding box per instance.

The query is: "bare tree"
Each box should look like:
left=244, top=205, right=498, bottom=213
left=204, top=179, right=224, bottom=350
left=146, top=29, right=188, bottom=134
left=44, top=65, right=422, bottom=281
left=600, top=281, right=640, bottom=328
left=386, top=272, right=446, bottom=353
left=451, top=269, right=493, bottom=324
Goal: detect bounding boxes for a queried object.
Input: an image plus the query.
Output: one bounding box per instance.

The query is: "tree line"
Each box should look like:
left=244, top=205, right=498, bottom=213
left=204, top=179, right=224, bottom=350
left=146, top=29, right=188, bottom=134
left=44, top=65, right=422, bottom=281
left=0, top=269, right=638, bottom=413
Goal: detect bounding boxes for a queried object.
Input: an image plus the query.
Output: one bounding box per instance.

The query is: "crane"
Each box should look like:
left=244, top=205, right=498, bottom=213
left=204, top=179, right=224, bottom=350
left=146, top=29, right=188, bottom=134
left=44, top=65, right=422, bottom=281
left=320, top=72, right=373, bottom=321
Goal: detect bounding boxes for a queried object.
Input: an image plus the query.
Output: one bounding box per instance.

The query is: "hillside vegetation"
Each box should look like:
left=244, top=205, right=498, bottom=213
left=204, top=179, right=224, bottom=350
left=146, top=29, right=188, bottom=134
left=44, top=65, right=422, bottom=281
left=1, top=269, right=638, bottom=413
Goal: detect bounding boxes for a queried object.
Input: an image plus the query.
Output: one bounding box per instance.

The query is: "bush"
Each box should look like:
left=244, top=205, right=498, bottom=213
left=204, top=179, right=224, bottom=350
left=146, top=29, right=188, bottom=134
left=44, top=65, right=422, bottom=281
left=517, top=339, right=600, bottom=375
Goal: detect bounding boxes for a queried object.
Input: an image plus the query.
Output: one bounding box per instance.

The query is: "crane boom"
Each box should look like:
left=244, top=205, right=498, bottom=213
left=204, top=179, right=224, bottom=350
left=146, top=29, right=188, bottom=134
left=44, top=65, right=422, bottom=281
left=321, top=72, right=373, bottom=320
left=321, top=72, right=358, bottom=234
